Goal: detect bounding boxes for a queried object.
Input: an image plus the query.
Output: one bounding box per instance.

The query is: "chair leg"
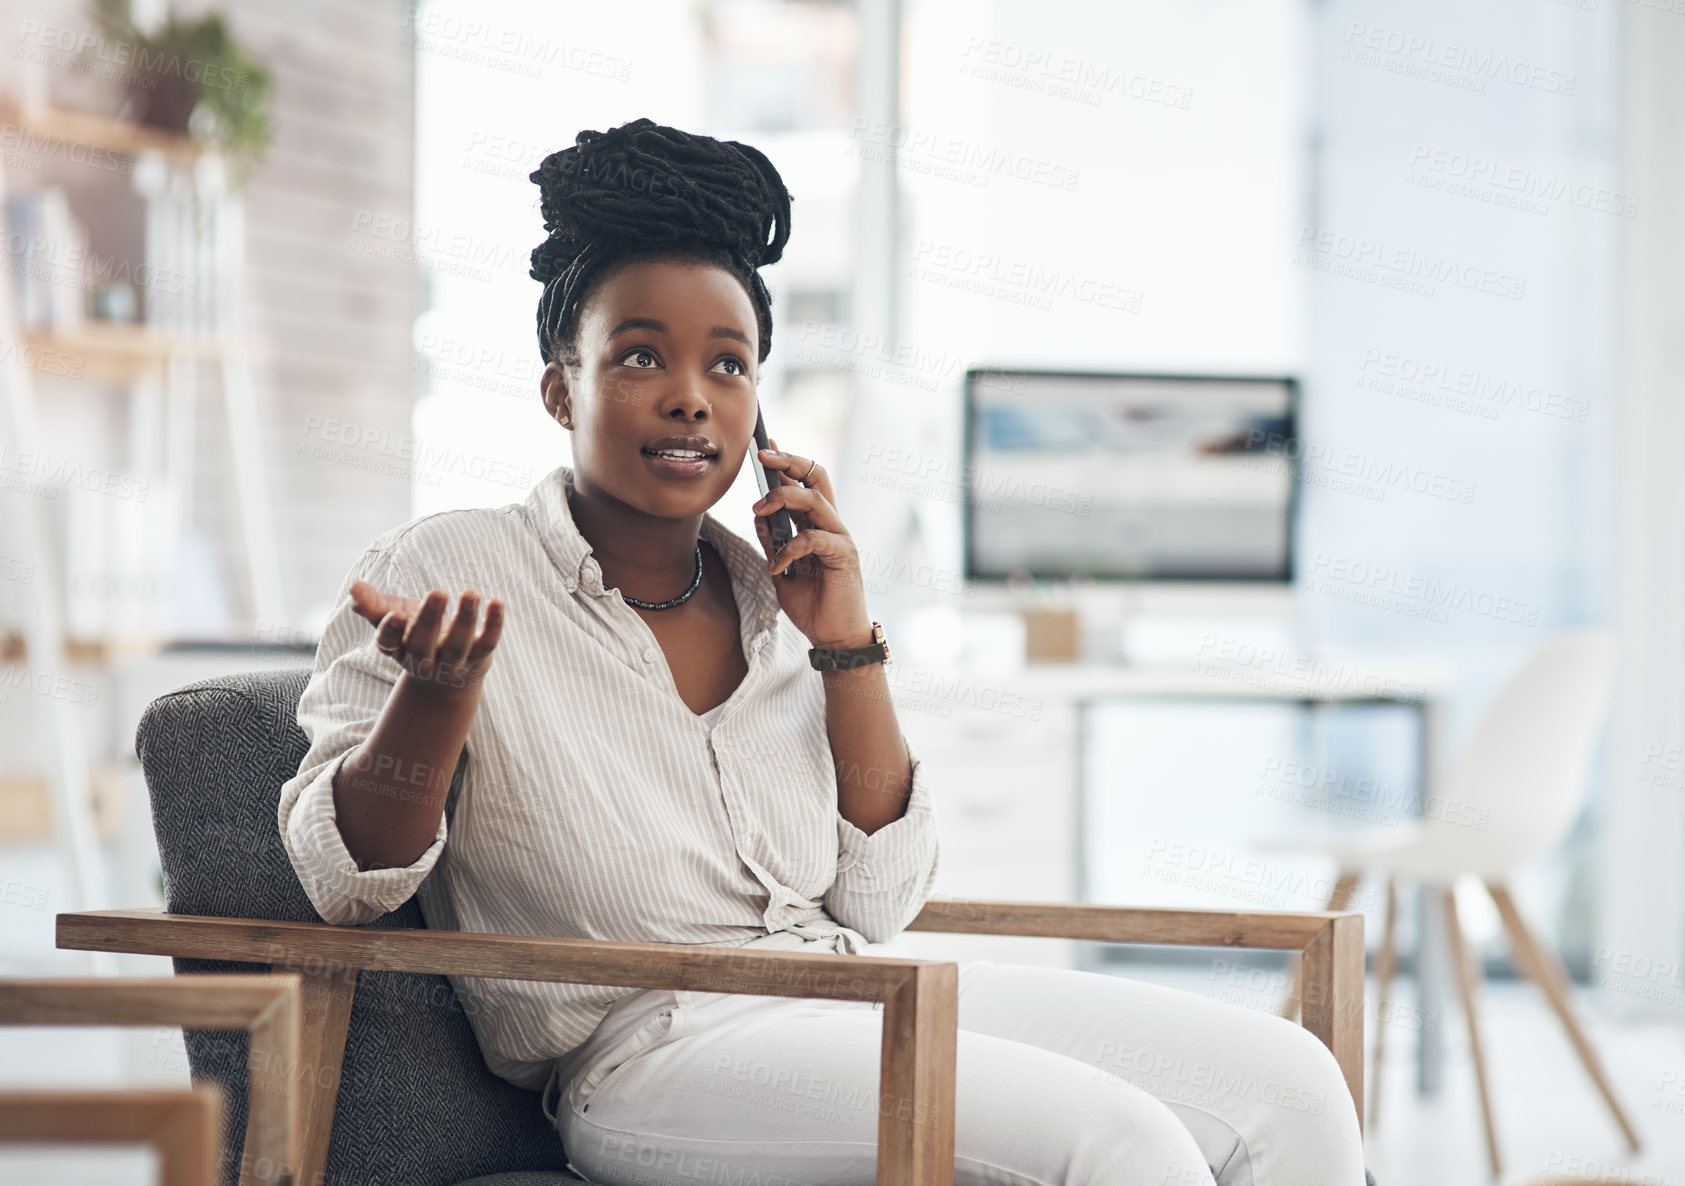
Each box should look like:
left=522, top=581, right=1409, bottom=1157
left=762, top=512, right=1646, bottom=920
left=1441, top=887, right=1502, bottom=1179
left=1485, top=880, right=1643, bottom=1153
left=1280, top=869, right=1360, bottom=1020
left=1368, top=877, right=1400, bottom=1130
left=280, top=963, right=359, bottom=1186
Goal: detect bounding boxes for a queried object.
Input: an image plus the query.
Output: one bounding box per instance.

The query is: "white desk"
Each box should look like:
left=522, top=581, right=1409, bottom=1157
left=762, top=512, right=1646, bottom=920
left=890, top=655, right=1457, bottom=1095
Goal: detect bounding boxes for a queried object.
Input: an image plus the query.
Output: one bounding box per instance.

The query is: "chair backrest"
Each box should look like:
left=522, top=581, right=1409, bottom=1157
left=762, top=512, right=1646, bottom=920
left=1424, top=629, right=1615, bottom=876
left=137, top=667, right=570, bottom=1186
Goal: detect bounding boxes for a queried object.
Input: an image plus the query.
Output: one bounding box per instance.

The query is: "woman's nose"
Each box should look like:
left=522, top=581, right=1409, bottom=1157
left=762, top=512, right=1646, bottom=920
left=667, top=382, right=711, bottom=420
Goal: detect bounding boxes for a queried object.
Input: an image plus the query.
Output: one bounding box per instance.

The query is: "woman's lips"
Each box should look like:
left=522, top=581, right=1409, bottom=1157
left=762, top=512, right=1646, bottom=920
left=641, top=449, right=714, bottom=479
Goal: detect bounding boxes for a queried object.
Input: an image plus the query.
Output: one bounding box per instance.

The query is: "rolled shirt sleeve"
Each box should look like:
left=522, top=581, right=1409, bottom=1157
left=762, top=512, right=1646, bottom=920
left=276, top=545, right=451, bottom=927
left=823, top=730, right=941, bottom=944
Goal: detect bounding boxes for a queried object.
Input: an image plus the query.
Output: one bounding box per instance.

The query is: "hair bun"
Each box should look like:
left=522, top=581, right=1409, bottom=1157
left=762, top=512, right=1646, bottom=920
left=528, top=117, right=792, bottom=285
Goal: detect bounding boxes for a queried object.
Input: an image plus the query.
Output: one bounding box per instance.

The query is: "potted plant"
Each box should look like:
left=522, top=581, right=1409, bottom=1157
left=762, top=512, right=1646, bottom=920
left=82, top=0, right=272, bottom=177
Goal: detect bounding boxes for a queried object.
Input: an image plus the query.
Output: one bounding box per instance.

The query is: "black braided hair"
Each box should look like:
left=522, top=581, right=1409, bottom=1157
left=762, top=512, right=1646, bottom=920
left=529, top=117, right=793, bottom=370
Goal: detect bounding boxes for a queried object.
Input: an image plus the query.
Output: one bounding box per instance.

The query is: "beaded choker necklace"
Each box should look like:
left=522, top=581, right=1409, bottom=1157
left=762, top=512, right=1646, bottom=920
left=622, top=545, right=703, bottom=611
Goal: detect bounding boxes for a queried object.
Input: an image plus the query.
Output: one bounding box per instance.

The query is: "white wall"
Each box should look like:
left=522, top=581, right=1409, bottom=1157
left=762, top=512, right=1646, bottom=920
left=843, top=0, right=1308, bottom=587
left=409, top=0, right=709, bottom=530
left=1598, top=0, right=1685, bottom=1021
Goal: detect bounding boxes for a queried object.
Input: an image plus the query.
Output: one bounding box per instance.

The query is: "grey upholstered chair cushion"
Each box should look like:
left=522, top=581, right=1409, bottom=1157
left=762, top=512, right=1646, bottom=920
left=137, top=666, right=574, bottom=1186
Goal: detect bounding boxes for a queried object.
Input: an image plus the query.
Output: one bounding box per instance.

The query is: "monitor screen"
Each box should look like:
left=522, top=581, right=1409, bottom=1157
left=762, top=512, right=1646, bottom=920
left=963, top=371, right=1297, bottom=582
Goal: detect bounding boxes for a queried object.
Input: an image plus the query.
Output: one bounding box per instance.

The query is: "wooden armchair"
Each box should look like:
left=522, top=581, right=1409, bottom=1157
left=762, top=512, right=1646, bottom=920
left=0, top=1087, right=224, bottom=1186
left=0, top=974, right=300, bottom=1186
left=73, top=668, right=1362, bottom=1186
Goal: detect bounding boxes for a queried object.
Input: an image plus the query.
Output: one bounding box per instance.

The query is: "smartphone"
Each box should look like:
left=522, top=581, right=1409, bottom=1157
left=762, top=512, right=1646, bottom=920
left=751, top=405, right=799, bottom=579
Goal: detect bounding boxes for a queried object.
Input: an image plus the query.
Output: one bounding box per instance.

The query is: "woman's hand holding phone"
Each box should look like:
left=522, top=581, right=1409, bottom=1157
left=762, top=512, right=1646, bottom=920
left=349, top=581, right=505, bottom=701
left=751, top=438, right=876, bottom=652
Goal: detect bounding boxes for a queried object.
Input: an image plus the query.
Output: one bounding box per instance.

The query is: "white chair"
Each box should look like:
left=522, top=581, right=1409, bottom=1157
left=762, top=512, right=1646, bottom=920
left=1272, top=629, right=1636, bottom=1178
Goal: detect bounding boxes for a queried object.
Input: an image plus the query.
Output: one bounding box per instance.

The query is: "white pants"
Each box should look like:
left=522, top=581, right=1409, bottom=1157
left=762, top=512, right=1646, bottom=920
left=543, top=949, right=1366, bottom=1186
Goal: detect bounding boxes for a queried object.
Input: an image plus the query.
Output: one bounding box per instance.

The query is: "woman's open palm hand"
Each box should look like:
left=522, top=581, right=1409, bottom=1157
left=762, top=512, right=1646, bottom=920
left=349, top=580, right=505, bottom=699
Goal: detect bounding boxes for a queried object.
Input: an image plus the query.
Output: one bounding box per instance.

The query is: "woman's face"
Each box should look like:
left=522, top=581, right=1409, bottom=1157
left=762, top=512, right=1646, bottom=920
left=542, top=257, right=761, bottom=519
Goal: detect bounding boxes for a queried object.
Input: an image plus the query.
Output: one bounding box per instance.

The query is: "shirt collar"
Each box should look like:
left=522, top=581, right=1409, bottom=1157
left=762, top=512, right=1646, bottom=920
left=522, top=464, right=783, bottom=639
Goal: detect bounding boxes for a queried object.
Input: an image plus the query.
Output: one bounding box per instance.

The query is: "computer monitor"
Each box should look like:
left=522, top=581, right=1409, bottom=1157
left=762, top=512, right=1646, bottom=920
left=962, top=370, right=1299, bottom=582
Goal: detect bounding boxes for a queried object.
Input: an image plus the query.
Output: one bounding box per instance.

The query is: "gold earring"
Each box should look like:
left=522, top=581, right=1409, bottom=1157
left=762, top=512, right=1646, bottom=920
left=559, top=407, right=572, bottom=428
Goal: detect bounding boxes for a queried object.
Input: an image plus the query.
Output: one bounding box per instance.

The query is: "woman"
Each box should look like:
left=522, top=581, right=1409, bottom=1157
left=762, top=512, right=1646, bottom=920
left=278, top=118, right=1370, bottom=1186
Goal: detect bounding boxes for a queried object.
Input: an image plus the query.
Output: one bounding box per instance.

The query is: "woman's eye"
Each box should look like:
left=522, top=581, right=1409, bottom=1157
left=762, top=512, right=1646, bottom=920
left=622, top=349, right=659, bottom=369
left=713, top=357, right=746, bottom=376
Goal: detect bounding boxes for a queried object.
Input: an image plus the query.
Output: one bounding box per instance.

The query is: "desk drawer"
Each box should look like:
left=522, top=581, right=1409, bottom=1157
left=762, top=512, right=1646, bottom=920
left=932, top=760, right=1075, bottom=869
left=900, top=700, right=1078, bottom=762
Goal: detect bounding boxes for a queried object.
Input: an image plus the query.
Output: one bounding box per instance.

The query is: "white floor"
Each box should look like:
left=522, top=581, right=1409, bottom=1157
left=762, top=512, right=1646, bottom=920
left=2, top=958, right=1681, bottom=1185
left=1118, top=964, right=1685, bottom=1186
left=1360, top=981, right=1684, bottom=1186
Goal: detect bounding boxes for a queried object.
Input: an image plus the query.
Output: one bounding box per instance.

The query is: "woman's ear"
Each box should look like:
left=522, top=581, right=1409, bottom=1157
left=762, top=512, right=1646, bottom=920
left=540, top=361, right=572, bottom=429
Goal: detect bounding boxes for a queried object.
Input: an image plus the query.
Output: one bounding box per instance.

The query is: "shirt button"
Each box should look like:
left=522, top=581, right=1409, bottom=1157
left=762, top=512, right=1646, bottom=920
left=642, top=647, right=658, bottom=663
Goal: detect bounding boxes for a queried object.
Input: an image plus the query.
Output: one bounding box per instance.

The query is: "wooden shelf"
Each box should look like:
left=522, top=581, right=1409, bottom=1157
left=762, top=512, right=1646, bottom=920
left=25, top=323, right=265, bottom=382
left=0, top=96, right=211, bottom=162
left=1, top=631, right=164, bottom=665
left=0, top=765, right=128, bottom=842
left=0, top=89, right=283, bottom=912
left=2, top=631, right=315, bottom=666
left=63, top=636, right=166, bottom=664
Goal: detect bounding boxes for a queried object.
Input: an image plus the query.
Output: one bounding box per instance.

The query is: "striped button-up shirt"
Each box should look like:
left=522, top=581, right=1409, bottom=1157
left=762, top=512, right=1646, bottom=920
left=277, top=463, right=942, bottom=1091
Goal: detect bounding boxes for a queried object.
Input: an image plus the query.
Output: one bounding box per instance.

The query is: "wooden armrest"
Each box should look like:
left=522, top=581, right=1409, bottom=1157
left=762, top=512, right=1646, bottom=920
left=57, top=909, right=955, bottom=1186
left=0, top=975, right=299, bottom=1186
left=909, top=897, right=1349, bottom=949
left=909, top=896, right=1366, bottom=1130
left=59, top=908, right=939, bottom=1002
left=0, top=1087, right=223, bottom=1186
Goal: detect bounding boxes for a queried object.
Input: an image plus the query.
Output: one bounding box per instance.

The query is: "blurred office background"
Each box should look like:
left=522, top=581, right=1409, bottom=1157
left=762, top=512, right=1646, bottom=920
left=2, top=0, right=1683, bottom=1183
